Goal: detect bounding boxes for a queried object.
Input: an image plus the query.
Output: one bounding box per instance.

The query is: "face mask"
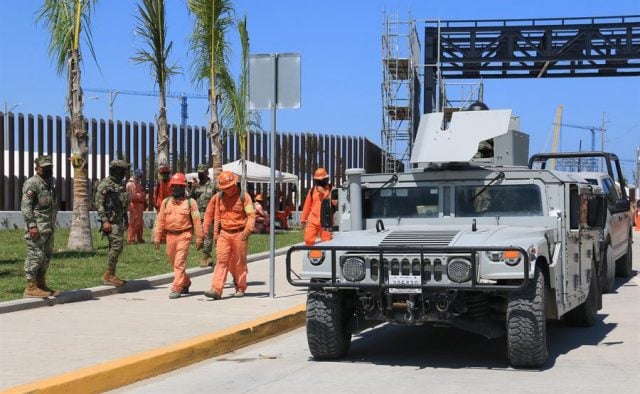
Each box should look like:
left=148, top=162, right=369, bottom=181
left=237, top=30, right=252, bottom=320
left=172, top=186, right=185, bottom=199
left=315, top=179, right=328, bottom=187
left=198, top=174, right=208, bottom=184
left=112, top=169, right=125, bottom=183
left=41, top=167, right=53, bottom=179
left=226, top=185, right=239, bottom=197
left=162, top=173, right=171, bottom=182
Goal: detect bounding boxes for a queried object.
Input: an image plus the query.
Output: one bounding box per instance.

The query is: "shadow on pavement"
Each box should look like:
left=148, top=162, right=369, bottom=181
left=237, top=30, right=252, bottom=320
left=339, top=312, right=615, bottom=370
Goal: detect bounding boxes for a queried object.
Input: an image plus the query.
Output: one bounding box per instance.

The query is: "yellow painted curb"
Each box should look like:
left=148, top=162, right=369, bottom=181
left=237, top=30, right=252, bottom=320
left=4, top=304, right=306, bottom=394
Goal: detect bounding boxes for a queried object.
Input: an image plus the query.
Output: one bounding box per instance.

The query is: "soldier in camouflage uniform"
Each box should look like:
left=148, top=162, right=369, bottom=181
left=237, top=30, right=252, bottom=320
left=95, top=160, right=130, bottom=287
left=192, top=164, right=216, bottom=267
left=21, top=155, right=58, bottom=298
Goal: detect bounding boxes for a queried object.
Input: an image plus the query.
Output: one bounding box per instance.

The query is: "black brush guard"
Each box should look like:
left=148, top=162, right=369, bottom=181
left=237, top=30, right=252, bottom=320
left=286, top=245, right=530, bottom=292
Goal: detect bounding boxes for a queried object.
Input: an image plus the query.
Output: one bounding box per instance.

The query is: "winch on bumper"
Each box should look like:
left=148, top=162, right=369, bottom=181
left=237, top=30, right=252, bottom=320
left=286, top=244, right=530, bottom=329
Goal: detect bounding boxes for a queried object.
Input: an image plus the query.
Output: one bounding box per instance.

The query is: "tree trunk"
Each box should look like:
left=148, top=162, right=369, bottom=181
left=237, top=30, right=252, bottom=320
left=157, top=93, right=169, bottom=170
left=67, top=49, right=93, bottom=251
left=209, top=99, right=223, bottom=182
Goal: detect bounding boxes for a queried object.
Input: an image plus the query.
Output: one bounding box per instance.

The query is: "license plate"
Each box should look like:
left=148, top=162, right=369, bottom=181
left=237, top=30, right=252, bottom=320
left=388, top=275, right=422, bottom=294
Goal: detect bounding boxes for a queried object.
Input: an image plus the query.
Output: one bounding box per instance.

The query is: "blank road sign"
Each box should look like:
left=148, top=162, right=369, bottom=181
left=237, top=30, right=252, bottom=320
left=249, top=53, right=301, bottom=110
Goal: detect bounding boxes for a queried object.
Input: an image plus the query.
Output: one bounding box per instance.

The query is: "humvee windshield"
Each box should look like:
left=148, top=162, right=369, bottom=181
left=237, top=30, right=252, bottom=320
left=362, top=184, right=542, bottom=219
left=455, top=184, right=543, bottom=217
left=363, top=186, right=439, bottom=218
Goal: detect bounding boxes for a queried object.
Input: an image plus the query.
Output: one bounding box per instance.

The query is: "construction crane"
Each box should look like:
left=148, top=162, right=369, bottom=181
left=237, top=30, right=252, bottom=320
left=549, top=105, right=563, bottom=170
left=85, top=88, right=208, bottom=129
left=552, top=115, right=607, bottom=172
left=552, top=121, right=606, bottom=152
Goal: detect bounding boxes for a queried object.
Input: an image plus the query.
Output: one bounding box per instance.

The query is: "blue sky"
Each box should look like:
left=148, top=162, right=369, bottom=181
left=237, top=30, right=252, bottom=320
left=1, top=1, right=639, bottom=180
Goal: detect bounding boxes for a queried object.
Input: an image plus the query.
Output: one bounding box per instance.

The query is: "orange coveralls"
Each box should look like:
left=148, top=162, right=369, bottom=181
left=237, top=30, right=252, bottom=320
left=202, top=190, right=255, bottom=296
left=153, top=180, right=172, bottom=211
left=154, top=197, right=203, bottom=293
left=126, top=176, right=145, bottom=243
left=301, top=186, right=333, bottom=245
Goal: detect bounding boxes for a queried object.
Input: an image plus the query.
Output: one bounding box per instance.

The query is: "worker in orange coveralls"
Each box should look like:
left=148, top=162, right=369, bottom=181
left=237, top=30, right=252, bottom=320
left=253, top=193, right=269, bottom=234
left=126, top=168, right=146, bottom=244
left=153, top=166, right=172, bottom=211
left=154, top=173, right=203, bottom=299
left=301, top=168, right=333, bottom=245
left=201, top=171, right=255, bottom=299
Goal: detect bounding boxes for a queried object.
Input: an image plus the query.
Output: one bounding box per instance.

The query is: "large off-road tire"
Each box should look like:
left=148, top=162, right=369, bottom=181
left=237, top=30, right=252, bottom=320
left=507, top=267, right=547, bottom=368
left=306, top=290, right=352, bottom=359
left=601, top=240, right=616, bottom=293
left=615, top=234, right=633, bottom=277
left=564, top=259, right=599, bottom=327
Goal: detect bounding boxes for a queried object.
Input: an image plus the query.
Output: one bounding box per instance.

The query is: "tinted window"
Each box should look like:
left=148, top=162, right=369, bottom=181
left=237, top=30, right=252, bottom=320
left=455, top=184, right=543, bottom=217
left=363, top=187, right=439, bottom=219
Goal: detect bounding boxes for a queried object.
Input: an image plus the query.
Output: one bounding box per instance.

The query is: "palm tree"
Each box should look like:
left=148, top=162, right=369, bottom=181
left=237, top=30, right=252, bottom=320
left=37, top=0, right=98, bottom=251
left=132, top=0, right=179, bottom=170
left=220, top=16, right=251, bottom=193
left=187, top=0, right=234, bottom=182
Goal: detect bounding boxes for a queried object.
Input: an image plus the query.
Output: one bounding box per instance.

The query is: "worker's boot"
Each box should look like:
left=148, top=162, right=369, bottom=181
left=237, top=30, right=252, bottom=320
left=37, top=272, right=60, bottom=296
left=102, top=268, right=126, bottom=287
left=23, top=280, right=51, bottom=298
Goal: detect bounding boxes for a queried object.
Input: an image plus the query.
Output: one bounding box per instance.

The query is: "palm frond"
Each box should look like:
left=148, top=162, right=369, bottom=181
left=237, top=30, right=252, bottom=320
left=36, top=0, right=99, bottom=75
left=187, top=0, right=235, bottom=90
left=132, top=0, right=180, bottom=92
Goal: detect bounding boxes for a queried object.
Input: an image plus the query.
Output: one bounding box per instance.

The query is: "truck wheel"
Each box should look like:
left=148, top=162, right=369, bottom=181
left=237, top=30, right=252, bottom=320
left=306, top=290, right=351, bottom=359
left=564, top=259, right=599, bottom=327
left=507, top=267, right=547, bottom=368
left=601, top=241, right=616, bottom=293
left=615, top=235, right=633, bottom=277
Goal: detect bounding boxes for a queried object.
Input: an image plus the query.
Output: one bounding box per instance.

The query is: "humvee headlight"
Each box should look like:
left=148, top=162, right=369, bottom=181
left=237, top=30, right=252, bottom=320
left=342, top=257, right=366, bottom=282
left=447, top=258, right=472, bottom=283
left=308, top=250, right=325, bottom=266
left=485, top=250, right=522, bottom=266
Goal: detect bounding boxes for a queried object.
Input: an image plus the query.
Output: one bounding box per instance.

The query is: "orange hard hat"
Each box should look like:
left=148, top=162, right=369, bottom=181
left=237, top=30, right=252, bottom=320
left=255, top=193, right=264, bottom=202
left=169, top=172, right=187, bottom=186
left=313, top=167, right=329, bottom=180
left=217, top=171, right=238, bottom=190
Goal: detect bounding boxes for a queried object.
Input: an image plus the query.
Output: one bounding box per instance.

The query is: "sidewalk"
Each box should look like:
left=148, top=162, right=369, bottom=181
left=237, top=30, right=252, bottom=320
left=0, top=253, right=307, bottom=392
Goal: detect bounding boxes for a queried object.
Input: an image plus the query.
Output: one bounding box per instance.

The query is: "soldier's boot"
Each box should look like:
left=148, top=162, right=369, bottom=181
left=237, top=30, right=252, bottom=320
left=23, top=280, right=51, bottom=298
left=102, top=269, right=126, bottom=287
left=37, top=273, right=60, bottom=297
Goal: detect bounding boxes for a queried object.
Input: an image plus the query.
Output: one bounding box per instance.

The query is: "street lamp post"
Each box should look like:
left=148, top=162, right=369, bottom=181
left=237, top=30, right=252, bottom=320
left=89, top=90, right=120, bottom=124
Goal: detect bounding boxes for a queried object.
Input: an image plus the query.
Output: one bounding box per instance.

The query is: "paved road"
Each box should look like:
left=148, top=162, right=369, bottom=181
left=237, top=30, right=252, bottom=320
left=116, top=234, right=640, bottom=394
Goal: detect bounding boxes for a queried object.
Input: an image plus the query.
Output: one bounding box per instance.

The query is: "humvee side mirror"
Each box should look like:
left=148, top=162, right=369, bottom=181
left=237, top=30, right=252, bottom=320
left=320, top=199, right=332, bottom=229
left=611, top=198, right=630, bottom=214
left=587, top=195, right=607, bottom=228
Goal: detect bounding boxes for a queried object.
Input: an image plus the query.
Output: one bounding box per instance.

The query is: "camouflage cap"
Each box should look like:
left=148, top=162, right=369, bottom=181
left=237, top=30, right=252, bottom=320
left=109, top=159, right=130, bottom=169
left=35, top=155, right=53, bottom=167
left=196, top=164, right=209, bottom=173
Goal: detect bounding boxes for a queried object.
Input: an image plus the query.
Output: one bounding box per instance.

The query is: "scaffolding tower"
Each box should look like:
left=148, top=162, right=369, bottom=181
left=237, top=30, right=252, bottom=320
left=381, top=14, right=421, bottom=173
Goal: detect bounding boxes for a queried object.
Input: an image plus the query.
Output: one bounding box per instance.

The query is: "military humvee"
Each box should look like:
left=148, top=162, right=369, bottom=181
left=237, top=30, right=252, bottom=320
left=287, top=107, right=607, bottom=368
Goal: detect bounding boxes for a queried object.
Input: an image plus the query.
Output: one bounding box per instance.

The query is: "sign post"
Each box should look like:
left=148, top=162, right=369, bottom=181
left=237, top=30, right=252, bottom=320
left=249, top=53, right=300, bottom=298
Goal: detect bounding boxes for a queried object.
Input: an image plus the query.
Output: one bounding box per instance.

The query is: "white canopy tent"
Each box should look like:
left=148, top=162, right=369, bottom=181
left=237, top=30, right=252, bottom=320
left=186, top=159, right=298, bottom=184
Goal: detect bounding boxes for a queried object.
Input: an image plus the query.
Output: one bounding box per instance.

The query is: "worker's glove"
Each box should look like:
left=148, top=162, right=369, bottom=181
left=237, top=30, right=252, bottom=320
left=102, top=221, right=112, bottom=234
left=154, top=239, right=161, bottom=250
left=28, top=227, right=40, bottom=240
left=195, top=239, right=203, bottom=250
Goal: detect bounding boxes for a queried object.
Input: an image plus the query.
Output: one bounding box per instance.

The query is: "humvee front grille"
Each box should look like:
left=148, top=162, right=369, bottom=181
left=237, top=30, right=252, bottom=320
left=379, top=231, right=459, bottom=248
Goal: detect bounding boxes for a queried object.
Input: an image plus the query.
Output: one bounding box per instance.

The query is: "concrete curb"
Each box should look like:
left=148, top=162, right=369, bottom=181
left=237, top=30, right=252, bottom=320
left=0, top=244, right=297, bottom=314
left=4, top=304, right=306, bottom=394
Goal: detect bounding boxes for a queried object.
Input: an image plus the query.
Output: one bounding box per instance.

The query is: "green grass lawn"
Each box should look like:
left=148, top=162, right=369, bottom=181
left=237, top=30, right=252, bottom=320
left=0, top=228, right=302, bottom=302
